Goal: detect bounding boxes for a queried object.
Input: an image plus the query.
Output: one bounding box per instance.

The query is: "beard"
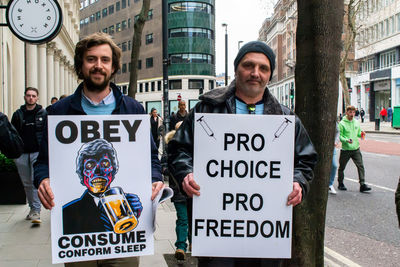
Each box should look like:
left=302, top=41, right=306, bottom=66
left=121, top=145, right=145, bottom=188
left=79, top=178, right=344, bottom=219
left=84, top=68, right=112, bottom=92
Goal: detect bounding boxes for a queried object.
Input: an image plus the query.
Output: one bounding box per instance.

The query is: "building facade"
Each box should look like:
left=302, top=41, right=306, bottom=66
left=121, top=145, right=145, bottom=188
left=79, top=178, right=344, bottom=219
left=258, top=0, right=357, bottom=116
left=79, top=0, right=215, bottom=115
left=351, top=0, right=400, bottom=121
left=0, top=0, right=80, bottom=117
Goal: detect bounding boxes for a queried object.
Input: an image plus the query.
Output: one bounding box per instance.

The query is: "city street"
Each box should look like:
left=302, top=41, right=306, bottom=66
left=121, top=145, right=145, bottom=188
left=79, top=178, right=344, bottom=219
left=325, top=134, right=400, bottom=266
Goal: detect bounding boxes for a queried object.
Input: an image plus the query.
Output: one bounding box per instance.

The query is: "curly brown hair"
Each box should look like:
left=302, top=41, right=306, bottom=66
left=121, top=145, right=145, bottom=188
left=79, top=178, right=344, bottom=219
left=74, top=32, right=121, bottom=79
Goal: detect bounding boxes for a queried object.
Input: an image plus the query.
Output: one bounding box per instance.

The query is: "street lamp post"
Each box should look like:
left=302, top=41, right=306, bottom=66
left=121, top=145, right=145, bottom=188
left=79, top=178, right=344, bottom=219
left=238, top=40, right=243, bottom=50
left=222, top=23, right=228, bottom=87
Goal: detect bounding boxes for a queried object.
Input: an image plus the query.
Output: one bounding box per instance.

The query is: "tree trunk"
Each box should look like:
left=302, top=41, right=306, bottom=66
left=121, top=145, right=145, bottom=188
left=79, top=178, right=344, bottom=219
left=339, top=0, right=358, bottom=108
left=128, top=0, right=151, bottom=99
left=283, top=0, right=344, bottom=266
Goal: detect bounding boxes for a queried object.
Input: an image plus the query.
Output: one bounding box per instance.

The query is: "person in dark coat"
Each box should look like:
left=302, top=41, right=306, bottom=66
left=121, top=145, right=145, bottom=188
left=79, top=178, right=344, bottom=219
left=0, top=112, right=24, bottom=159
left=168, top=41, right=317, bottom=266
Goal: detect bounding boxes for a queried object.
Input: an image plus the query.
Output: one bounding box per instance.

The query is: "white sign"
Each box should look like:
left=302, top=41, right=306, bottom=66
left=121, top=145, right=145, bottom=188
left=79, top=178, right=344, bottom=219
left=49, top=115, right=153, bottom=264
left=193, top=113, right=294, bottom=258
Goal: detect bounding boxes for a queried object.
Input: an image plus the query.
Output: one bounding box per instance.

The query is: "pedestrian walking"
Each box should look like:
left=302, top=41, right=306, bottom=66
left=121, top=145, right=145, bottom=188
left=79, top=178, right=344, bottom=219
left=387, top=106, right=393, bottom=124
left=338, top=105, right=371, bottom=192
left=167, top=41, right=317, bottom=266
left=360, top=108, right=365, bottom=123
left=150, top=108, right=163, bottom=149
left=33, top=32, right=164, bottom=267
left=169, top=100, right=188, bottom=131
left=355, top=108, right=360, bottom=120
left=11, top=87, right=47, bottom=224
left=380, top=107, right=387, bottom=122
left=329, top=122, right=340, bottom=195
left=164, top=121, right=191, bottom=261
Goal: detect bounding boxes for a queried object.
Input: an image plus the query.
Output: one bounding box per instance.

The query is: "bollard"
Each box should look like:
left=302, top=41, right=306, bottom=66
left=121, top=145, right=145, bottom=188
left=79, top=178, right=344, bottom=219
left=375, top=118, right=380, bottom=131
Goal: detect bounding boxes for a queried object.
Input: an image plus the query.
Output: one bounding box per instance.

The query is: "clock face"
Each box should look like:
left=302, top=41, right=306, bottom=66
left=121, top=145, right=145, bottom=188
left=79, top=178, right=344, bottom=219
left=6, top=0, right=63, bottom=44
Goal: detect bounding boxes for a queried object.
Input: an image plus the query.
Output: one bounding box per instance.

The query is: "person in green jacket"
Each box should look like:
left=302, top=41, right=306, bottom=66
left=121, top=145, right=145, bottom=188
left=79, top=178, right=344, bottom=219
left=338, top=105, right=371, bottom=192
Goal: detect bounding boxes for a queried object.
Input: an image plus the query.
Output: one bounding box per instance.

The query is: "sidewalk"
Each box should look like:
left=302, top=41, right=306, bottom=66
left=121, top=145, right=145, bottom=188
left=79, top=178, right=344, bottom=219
left=360, top=120, right=400, bottom=134
left=0, top=201, right=177, bottom=267
left=0, top=198, right=370, bottom=267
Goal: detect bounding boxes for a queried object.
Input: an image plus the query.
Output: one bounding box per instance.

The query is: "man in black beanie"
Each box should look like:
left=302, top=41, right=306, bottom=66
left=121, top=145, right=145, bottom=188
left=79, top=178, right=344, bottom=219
left=168, top=41, right=317, bottom=266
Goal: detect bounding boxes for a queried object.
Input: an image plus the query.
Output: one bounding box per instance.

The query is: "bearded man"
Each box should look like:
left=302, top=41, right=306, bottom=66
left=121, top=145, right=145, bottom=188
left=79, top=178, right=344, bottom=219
left=34, top=33, right=163, bottom=267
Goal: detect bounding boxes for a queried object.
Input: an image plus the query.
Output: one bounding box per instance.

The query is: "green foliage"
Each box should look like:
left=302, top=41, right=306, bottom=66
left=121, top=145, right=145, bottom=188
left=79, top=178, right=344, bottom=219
left=0, top=153, right=17, bottom=172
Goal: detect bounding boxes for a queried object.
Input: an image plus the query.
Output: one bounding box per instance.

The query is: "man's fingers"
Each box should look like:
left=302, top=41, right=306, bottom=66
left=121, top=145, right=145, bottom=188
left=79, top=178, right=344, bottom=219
left=182, top=173, right=200, bottom=197
left=38, top=178, right=54, bottom=210
left=287, top=182, right=302, bottom=206
left=151, top=181, right=164, bottom=201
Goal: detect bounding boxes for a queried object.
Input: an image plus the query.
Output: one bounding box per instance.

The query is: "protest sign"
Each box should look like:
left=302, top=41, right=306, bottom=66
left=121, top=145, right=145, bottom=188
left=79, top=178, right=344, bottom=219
left=49, top=115, right=153, bottom=264
left=193, top=113, right=294, bottom=258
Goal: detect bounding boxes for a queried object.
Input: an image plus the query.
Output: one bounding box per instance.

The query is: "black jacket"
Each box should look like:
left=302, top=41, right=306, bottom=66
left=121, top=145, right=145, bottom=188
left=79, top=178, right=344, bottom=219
left=0, top=113, right=24, bottom=158
left=11, top=104, right=46, bottom=149
left=168, top=81, right=318, bottom=198
left=34, top=82, right=162, bottom=188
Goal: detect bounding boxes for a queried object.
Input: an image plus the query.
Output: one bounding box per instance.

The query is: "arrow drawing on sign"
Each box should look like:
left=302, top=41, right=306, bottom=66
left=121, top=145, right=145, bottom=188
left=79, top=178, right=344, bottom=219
left=272, top=117, right=292, bottom=142
left=196, top=116, right=216, bottom=140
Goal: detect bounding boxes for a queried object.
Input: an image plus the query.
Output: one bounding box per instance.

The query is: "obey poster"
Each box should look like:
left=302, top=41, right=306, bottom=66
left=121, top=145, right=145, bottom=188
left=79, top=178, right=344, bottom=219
left=48, top=115, right=153, bottom=264
left=193, top=113, right=294, bottom=258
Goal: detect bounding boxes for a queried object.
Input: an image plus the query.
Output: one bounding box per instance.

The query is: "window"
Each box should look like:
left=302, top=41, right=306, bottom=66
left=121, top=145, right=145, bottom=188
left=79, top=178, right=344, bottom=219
left=122, top=0, right=126, bottom=9
left=128, top=0, right=130, bottom=6
left=397, top=13, right=400, bottom=32
left=146, top=33, right=153, bottom=44
left=158, top=81, right=161, bottom=91
left=134, top=15, right=139, bottom=22
left=139, top=83, right=143, bottom=93
left=145, top=83, right=149, bottom=92
left=128, top=41, right=131, bottom=50
left=96, top=11, right=101, bottom=20
left=189, top=79, right=204, bottom=89
left=122, top=20, right=127, bottom=30
left=146, top=57, right=153, bottom=68
left=116, top=22, right=121, bottom=32
left=209, top=80, right=214, bottom=90
left=380, top=50, right=396, bottom=68
left=138, top=60, right=142, bottom=69
left=122, top=42, right=127, bottom=52
left=169, top=27, right=214, bottom=39
left=169, top=80, right=182, bottom=89
left=116, top=1, right=120, bottom=11
left=102, top=8, right=107, bottom=17
left=122, top=63, right=127, bottom=73
left=102, top=28, right=107, bottom=33
left=109, top=5, right=114, bottom=15
left=109, top=25, right=115, bottom=34
left=147, top=9, right=153, bottom=20
left=170, top=53, right=213, bottom=64
left=151, top=82, right=155, bottom=92
left=169, top=2, right=214, bottom=14
left=128, top=18, right=131, bottom=28
left=90, top=14, right=95, bottom=23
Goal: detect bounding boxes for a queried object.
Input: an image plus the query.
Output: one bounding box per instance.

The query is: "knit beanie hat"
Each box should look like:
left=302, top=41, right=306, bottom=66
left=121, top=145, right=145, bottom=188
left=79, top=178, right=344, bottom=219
left=234, top=41, right=275, bottom=80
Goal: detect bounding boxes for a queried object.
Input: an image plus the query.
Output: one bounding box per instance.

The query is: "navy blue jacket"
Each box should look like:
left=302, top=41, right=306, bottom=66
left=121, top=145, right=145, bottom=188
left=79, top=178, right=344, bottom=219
left=33, top=82, right=162, bottom=188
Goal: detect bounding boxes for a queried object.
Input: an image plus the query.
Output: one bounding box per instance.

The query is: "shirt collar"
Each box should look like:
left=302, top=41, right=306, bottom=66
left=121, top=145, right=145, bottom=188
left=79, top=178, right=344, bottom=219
left=82, top=89, right=115, bottom=106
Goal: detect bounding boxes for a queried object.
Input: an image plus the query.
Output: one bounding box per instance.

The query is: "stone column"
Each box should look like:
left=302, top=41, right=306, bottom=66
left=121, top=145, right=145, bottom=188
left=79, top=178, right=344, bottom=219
left=46, top=43, right=55, bottom=103
left=59, top=56, right=65, bottom=96
left=26, top=44, right=38, bottom=88
left=12, top=38, right=25, bottom=115
left=64, top=61, right=69, bottom=94
left=54, top=50, right=61, bottom=97
left=38, top=44, right=47, bottom=106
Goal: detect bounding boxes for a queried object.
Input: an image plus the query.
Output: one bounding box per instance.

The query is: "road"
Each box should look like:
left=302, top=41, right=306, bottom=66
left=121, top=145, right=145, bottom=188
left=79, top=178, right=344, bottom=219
left=325, top=134, right=400, bottom=266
